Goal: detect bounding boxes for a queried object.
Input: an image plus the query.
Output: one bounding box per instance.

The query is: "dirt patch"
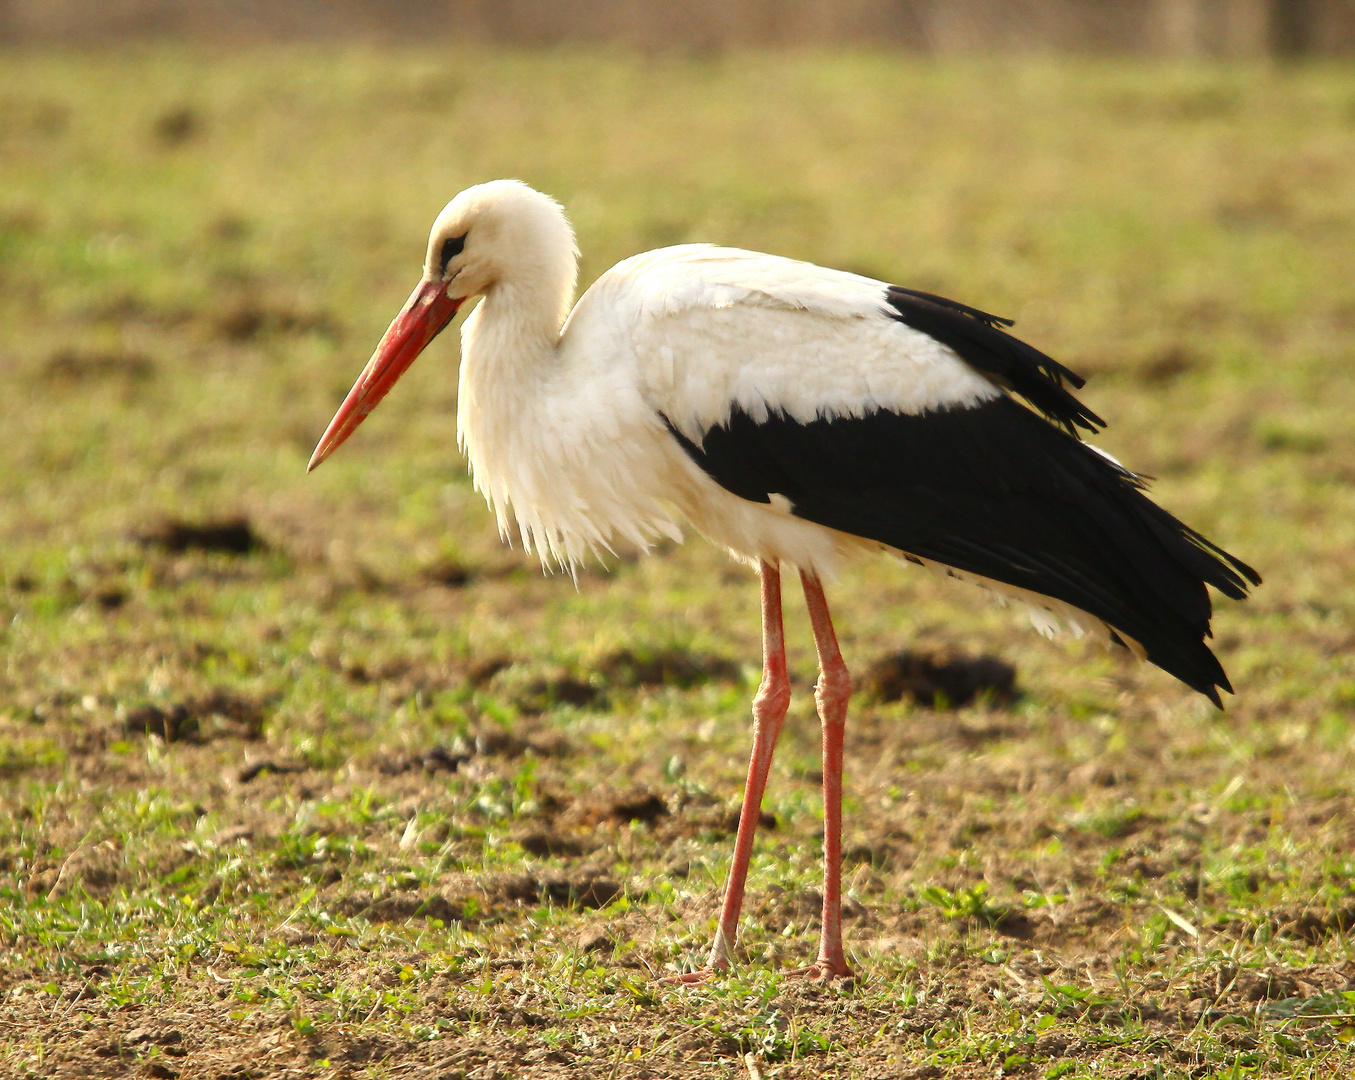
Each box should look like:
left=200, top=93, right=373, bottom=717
left=377, top=745, right=472, bottom=776
left=236, top=759, right=306, bottom=783
left=153, top=105, right=200, bottom=146
left=857, top=649, right=1019, bottom=708
left=212, top=299, right=341, bottom=342
left=714, top=802, right=778, bottom=834
left=593, top=647, right=741, bottom=689
left=330, top=890, right=464, bottom=923
left=496, top=646, right=743, bottom=714
left=419, top=558, right=474, bottom=587
left=1269, top=905, right=1355, bottom=943
left=466, top=655, right=513, bottom=687
left=39, top=349, right=155, bottom=382
left=138, top=516, right=266, bottom=555
left=609, top=791, right=669, bottom=824
left=121, top=689, right=269, bottom=742
left=1137, top=346, right=1198, bottom=384
left=500, top=873, right=621, bottom=909
left=376, top=727, right=573, bottom=776
left=516, top=830, right=588, bottom=858
left=514, top=675, right=605, bottom=713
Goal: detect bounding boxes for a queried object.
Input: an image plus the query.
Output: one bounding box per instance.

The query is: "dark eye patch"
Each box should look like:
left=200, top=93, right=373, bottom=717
left=439, top=233, right=467, bottom=274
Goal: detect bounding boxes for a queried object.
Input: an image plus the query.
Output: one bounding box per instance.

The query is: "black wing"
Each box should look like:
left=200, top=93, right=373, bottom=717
left=885, top=286, right=1104, bottom=435
left=664, top=398, right=1259, bottom=705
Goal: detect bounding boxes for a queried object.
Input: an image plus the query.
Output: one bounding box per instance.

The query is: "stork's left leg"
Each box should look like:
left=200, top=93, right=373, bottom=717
left=789, top=571, right=857, bottom=982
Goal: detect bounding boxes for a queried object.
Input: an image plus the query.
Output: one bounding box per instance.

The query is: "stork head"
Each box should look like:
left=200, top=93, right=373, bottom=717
left=307, top=179, right=578, bottom=472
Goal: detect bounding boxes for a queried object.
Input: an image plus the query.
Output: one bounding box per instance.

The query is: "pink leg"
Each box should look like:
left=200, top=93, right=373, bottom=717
left=666, top=560, right=790, bottom=984
left=788, top=571, right=856, bottom=982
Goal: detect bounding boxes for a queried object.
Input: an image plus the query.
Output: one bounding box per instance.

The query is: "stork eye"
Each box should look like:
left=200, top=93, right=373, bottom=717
left=439, top=233, right=467, bottom=274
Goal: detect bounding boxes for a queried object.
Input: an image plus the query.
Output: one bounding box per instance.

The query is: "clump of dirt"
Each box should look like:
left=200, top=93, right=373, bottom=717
left=463, top=725, right=573, bottom=759
left=858, top=649, right=1018, bottom=708
left=39, top=349, right=155, bottom=382
left=153, top=106, right=200, bottom=146
left=420, top=745, right=472, bottom=773
left=90, top=584, right=128, bottom=610
left=116, top=1025, right=180, bottom=1051
left=1273, top=905, right=1355, bottom=943
left=593, top=647, right=741, bottom=689
left=331, top=891, right=463, bottom=924
left=420, top=559, right=474, bottom=588
left=516, top=831, right=587, bottom=858
left=1191, top=965, right=1306, bottom=1004
left=500, top=873, right=620, bottom=909
left=715, top=803, right=778, bottom=835
left=1137, top=346, right=1198, bottom=385
left=514, top=675, right=604, bottom=714
left=208, top=214, right=250, bottom=242
left=377, top=725, right=573, bottom=775
left=466, top=655, right=513, bottom=687
left=213, top=300, right=340, bottom=342
left=138, top=517, right=265, bottom=555
left=237, top=760, right=306, bottom=784
left=609, top=791, right=668, bottom=824
left=335, top=656, right=414, bottom=685
left=377, top=744, right=472, bottom=776
left=121, top=690, right=269, bottom=743
left=474, top=647, right=740, bottom=716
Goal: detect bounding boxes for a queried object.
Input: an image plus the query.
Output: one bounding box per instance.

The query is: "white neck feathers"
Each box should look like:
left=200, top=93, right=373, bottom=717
left=453, top=239, right=682, bottom=567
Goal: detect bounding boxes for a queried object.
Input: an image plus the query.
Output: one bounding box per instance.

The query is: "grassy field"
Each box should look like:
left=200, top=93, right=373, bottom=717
left=3, top=45, right=1355, bottom=1079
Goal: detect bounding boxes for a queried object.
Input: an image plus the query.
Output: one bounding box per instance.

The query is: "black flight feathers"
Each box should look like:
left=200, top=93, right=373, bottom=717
left=885, top=286, right=1104, bottom=435
left=661, top=395, right=1260, bottom=706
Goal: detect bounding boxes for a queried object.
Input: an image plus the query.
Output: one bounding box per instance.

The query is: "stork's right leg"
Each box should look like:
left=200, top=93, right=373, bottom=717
left=665, top=559, right=790, bottom=984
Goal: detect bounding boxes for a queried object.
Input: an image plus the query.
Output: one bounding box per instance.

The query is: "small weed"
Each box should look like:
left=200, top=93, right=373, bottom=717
left=919, top=882, right=1011, bottom=929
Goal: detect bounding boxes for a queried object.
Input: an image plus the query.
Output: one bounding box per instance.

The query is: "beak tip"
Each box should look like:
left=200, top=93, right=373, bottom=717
left=307, top=280, right=461, bottom=479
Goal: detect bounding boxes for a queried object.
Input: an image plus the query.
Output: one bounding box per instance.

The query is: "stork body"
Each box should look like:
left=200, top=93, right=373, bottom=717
left=310, top=180, right=1258, bottom=982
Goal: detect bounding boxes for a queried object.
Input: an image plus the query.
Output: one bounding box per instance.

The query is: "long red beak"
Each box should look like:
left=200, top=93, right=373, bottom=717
left=307, top=279, right=463, bottom=472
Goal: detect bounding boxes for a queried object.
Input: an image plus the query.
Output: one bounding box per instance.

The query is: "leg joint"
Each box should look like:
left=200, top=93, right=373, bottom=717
left=815, top=662, right=851, bottom=718
left=753, top=671, right=791, bottom=721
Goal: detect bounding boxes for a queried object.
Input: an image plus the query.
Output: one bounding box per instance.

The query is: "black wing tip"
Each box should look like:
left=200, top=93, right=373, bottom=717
left=886, top=285, right=1015, bottom=329
left=1204, top=666, right=1236, bottom=708
left=1073, top=406, right=1106, bottom=433
left=1187, top=534, right=1262, bottom=598
left=883, top=284, right=1104, bottom=435
left=1152, top=640, right=1233, bottom=708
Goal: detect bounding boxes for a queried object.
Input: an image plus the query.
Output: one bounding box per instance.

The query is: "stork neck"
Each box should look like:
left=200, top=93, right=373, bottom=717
left=459, top=277, right=568, bottom=416
left=476, top=275, right=570, bottom=355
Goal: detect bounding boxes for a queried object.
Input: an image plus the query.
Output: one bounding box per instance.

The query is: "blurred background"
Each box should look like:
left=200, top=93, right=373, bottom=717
left=5, top=4, right=1355, bottom=1075
left=4, top=0, right=1355, bottom=55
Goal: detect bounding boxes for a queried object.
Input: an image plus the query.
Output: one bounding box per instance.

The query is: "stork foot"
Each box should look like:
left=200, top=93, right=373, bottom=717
left=784, top=959, right=857, bottom=984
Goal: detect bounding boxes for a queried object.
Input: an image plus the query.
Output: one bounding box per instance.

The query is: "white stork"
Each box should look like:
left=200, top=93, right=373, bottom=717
left=308, top=179, right=1259, bottom=983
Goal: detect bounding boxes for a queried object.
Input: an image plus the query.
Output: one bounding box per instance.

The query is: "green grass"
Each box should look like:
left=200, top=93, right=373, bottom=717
left=3, top=44, right=1355, bottom=1078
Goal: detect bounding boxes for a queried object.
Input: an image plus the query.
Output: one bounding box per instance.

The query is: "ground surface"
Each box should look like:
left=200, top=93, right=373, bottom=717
left=2, top=47, right=1355, bottom=1079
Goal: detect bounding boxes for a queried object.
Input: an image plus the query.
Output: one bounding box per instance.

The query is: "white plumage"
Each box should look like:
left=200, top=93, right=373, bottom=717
left=452, top=191, right=1000, bottom=575
left=309, top=179, right=1257, bottom=983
